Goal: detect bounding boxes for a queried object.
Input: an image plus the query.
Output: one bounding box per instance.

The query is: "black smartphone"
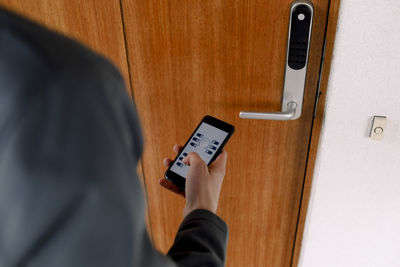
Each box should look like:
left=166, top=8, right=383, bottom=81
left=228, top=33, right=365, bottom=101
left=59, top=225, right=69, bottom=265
left=164, top=115, right=235, bottom=190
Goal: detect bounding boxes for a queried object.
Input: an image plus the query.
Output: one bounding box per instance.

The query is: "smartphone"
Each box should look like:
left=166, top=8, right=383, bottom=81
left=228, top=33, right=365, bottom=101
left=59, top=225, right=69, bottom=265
left=164, top=115, right=235, bottom=190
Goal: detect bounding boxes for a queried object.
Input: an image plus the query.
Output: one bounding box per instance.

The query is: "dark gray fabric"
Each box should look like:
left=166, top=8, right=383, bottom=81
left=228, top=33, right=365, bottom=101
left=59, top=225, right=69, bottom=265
left=0, top=8, right=227, bottom=267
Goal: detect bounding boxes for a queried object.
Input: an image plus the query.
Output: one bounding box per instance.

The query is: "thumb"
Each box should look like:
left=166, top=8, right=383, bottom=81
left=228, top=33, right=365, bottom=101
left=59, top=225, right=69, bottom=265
left=209, top=150, right=227, bottom=174
left=182, top=152, right=207, bottom=170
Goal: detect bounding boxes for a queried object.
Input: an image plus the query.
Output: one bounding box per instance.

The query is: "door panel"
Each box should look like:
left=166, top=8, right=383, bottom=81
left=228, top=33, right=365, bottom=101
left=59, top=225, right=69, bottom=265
left=0, top=0, right=131, bottom=94
left=122, top=1, right=329, bottom=266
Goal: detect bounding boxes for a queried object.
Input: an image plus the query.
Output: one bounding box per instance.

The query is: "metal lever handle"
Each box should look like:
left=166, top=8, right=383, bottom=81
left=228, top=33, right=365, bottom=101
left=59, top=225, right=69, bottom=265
left=239, top=101, right=297, bottom=120
left=239, top=0, right=313, bottom=121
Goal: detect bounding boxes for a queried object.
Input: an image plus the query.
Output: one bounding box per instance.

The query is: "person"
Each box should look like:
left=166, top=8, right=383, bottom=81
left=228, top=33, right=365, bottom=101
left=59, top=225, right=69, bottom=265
left=0, top=8, right=229, bottom=267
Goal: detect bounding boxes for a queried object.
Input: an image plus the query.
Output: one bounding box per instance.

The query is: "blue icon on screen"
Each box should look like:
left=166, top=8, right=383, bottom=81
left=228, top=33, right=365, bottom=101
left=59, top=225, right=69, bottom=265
left=190, top=142, right=197, bottom=147
left=209, top=145, right=217, bottom=150
left=177, top=162, right=184, bottom=167
left=205, top=149, right=213, bottom=155
left=196, top=133, right=204, bottom=138
left=192, top=137, right=200, bottom=142
left=211, top=140, right=219, bottom=145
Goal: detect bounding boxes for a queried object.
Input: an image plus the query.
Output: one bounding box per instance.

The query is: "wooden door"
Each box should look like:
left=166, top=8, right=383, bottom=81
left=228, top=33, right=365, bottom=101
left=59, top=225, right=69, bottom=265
left=0, top=1, right=338, bottom=266
left=121, top=1, right=330, bottom=266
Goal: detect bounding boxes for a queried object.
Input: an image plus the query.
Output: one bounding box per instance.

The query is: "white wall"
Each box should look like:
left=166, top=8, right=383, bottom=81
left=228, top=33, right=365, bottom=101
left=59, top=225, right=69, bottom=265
left=298, top=1, right=400, bottom=266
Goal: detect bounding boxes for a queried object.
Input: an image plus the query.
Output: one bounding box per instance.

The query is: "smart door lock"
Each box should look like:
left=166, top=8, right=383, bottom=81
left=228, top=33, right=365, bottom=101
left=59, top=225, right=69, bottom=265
left=288, top=2, right=312, bottom=70
left=239, top=0, right=313, bottom=120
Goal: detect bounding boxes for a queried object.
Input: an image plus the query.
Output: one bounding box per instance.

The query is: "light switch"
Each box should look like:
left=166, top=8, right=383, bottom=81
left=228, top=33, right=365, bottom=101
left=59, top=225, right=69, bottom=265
left=370, top=116, right=387, bottom=140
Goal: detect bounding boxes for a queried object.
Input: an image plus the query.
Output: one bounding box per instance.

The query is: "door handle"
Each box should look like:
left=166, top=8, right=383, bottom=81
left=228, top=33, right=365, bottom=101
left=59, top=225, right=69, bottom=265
left=239, top=0, right=313, bottom=121
left=240, top=101, right=297, bottom=120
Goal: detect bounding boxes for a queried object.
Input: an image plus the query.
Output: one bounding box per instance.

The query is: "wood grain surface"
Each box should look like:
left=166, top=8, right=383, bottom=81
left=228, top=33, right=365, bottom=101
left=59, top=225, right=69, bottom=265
left=121, top=1, right=330, bottom=266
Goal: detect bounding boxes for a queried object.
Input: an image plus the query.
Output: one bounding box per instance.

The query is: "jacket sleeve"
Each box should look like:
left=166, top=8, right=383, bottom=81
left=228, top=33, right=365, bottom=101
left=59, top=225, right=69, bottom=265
left=168, top=209, right=229, bottom=267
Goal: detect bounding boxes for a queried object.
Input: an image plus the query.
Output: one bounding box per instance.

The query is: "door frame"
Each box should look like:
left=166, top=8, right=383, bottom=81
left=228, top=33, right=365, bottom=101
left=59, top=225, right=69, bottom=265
left=291, top=0, right=341, bottom=266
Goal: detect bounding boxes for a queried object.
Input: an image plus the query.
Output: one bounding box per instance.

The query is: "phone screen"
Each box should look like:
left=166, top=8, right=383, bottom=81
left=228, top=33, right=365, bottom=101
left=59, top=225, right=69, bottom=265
left=170, top=122, right=229, bottom=178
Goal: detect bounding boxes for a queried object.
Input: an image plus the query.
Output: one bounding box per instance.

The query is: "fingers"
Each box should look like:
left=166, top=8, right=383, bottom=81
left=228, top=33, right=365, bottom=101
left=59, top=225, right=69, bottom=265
left=209, top=150, right=228, bottom=174
left=163, top=144, right=183, bottom=167
left=160, top=144, right=186, bottom=198
left=173, top=144, right=183, bottom=154
left=166, top=148, right=227, bottom=175
left=159, top=178, right=185, bottom=197
left=163, top=157, right=173, bottom=167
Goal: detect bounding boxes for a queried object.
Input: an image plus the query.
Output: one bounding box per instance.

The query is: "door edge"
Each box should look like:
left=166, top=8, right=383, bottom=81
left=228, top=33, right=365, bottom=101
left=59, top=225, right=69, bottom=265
left=291, top=0, right=341, bottom=266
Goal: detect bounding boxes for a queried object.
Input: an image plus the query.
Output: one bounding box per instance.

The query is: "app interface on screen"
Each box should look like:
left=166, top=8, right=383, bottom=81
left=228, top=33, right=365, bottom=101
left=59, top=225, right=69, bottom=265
left=170, top=122, right=228, bottom=178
